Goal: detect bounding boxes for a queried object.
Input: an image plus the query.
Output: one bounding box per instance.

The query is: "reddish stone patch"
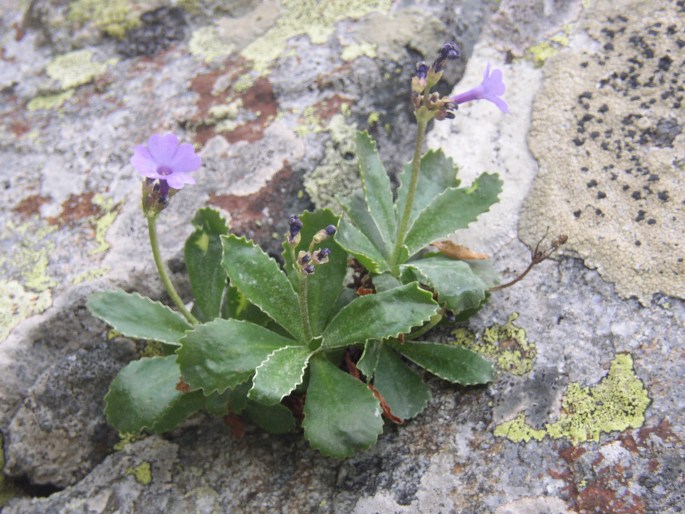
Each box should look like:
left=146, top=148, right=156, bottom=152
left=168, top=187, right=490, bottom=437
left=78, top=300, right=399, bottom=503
left=191, top=58, right=277, bottom=145
left=619, top=433, right=639, bottom=453
left=312, top=94, right=353, bottom=122
left=560, top=445, right=586, bottom=465
left=48, top=192, right=102, bottom=225
left=10, top=120, right=30, bottom=137
left=208, top=162, right=297, bottom=240
left=576, top=465, right=646, bottom=514
left=637, top=418, right=677, bottom=446
left=13, top=194, right=51, bottom=217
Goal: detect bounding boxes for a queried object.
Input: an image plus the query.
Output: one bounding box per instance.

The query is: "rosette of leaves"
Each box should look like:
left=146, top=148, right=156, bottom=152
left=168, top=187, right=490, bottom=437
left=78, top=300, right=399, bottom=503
left=336, top=131, right=503, bottom=310
left=88, top=207, right=494, bottom=457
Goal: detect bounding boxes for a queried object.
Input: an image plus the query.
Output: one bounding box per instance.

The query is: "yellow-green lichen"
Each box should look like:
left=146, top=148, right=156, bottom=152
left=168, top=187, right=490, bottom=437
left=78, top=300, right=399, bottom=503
left=526, top=27, right=571, bottom=67
left=303, top=113, right=361, bottom=212
left=241, top=0, right=392, bottom=72
left=189, top=26, right=235, bottom=63
left=367, top=111, right=380, bottom=127
left=494, top=413, right=546, bottom=443
left=72, top=267, right=109, bottom=285
left=46, top=50, right=117, bottom=90
left=27, top=90, right=75, bottom=111
left=67, top=0, right=141, bottom=39
left=341, top=41, right=377, bottom=61
left=90, top=194, right=120, bottom=255
left=125, top=462, right=152, bottom=485
left=113, top=432, right=146, bottom=451
left=0, top=281, right=52, bottom=341
left=495, top=354, right=650, bottom=444
left=454, top=313, right=536, bottom=376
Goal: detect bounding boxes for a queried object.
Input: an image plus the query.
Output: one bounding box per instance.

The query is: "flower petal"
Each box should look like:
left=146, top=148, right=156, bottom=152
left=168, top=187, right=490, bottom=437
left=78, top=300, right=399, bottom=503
left=490, top=96, right=509, bottom=114
left=147, top=133, right=180, bottom=164
left=169, top=143, right=202, bottom=173
left=166, top=171, right=196, bottom=189
left=130, top=145, right=158, bottom=177
left=484, top=68, right=505, bottom=96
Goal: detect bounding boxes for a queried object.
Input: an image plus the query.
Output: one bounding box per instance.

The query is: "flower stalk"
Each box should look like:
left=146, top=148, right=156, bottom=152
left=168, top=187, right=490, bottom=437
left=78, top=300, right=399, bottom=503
left=146, top=212, right=199, bottom=325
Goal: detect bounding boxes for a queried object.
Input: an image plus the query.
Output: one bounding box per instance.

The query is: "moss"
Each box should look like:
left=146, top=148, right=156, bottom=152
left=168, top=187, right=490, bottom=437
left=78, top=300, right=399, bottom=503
left=495, top=354, right=650, bottom=444
left=67, top=0, right=141, bottom=39
left=46, top=50, right=116, bottom=90
left=494, top=413, right=546, bottom=443
left=453, top=313, right=536, bottom=376
left=125, top=462, right=152, bottom=485
left=27, top=90, right=75, bottom=111
left=241, top=0, right=392, bottom=72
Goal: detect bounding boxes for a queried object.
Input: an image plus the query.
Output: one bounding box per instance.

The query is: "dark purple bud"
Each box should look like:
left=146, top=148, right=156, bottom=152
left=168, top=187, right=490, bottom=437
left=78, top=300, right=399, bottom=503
left=432, top=42, right=461, bottom=72
left=415, top=61, right=429, bottom=80
left=317, top=248, right=331, bottom=259
left=303, top=264, right=315, bottom=275
left=300, top=253, right=311, bottom=264
left=289, top=215, right=303, bottom=236
left=325, top=225, right=336, bottom=236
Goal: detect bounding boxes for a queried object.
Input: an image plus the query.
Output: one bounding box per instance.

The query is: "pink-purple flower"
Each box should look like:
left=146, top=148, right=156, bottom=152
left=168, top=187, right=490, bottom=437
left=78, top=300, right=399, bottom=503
left=131, top=133, right=202, bottom=189
left=450, top=64, right=509, bottom=113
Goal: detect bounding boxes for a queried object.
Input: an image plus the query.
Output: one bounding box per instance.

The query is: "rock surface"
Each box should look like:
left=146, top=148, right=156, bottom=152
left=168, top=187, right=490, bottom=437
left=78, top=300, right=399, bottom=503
left=1, top=0, right=684, bottom=512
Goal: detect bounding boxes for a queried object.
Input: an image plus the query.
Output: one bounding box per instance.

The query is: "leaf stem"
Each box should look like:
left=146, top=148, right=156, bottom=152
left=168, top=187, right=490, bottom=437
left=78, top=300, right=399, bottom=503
left=146, top=214, right=199, bottom=325
left=390, top=115, right=428, bottom=270
left=298, top=272, right=313, bottom=342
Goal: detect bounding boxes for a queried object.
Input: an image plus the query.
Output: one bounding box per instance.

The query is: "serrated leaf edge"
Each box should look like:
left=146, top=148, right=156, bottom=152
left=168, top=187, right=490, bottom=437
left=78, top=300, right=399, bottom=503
left=221, top=234, right=304, bottom=341
left=177, top=317, right=297, bottom=396
left=403, top=172, right=503, bottom=257
left=103, top=356, right=197, bottom=434
left=248, top=345, right=312, bottom=405
left=321, top=283, right=439, bottom=348
left=87, top=289, right=191, bottom=345
left=396, top=341, right=495, bottom=386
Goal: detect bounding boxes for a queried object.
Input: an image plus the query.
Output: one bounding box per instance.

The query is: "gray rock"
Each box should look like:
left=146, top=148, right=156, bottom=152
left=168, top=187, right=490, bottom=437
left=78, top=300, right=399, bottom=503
left=2, top=0, right=685, bottom=511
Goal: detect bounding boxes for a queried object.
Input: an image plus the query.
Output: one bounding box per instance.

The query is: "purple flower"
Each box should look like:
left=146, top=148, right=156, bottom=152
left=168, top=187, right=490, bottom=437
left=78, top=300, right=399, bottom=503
left=131, top=133, right=202, bottom=189
left=450, top=64, right=509, bottom=113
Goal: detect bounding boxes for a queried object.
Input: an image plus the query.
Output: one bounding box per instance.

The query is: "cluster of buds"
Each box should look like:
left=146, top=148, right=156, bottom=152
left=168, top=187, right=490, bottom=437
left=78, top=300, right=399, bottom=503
left=287, top=216, right=337, bottom=276
left=142, top=178, right=179, bottom=216
left=411, top=42, right=508, bottom=121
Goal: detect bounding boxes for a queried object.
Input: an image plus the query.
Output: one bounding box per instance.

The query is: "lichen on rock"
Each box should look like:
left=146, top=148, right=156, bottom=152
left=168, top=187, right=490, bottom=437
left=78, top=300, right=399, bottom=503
left=495, top=353, right=650, bottom=444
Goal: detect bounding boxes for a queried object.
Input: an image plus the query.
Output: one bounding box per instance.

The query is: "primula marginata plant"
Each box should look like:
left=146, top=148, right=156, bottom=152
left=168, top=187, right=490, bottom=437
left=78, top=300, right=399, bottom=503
left=88, top=44, right=515, bottom=458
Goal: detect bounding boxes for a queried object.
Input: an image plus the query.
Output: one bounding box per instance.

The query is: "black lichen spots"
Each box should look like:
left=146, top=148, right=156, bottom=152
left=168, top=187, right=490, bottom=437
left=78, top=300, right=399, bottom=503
left=636, top=210, right=646, bottom=222
left=640, top=118, right=683, bottom=148
left=658, top=191, right=669, bottom=202
left=117, top=7, right=187, bottom=58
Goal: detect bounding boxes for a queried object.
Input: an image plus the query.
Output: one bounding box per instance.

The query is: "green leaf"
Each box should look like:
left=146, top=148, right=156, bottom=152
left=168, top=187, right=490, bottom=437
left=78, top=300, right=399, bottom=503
left=105, top=356, right=204, bottom=434
left=204, top=390, right=232, bottom=417
left=373, top=345, right=430, bottom=421
left=404, top=173, right=503, bottom=258
left=249, top=345, right=312, bottom=405
left=356, top=131, right=396, bottom=248
left=282, top=210, right=347, bottom=336
left=245, top=401, right=297, bottom=434
left=404, top=256, right=488, bottom=313
left=340, top=192, right=390, bottom=258
left=177, top=319, right=296, bottom=394
left=466, top=259, right=501, bottom=289
left=395, top=149, right=460, bottom=229
left=335, top=217, right=389, bottom=274
left=303, top=356, right=383, bottom=458
left=393, top=341, right=494, bottom=385
left=87, top=290, right=191, bottom=345
left=321, top=283, right=438, bottom=348
left=372, top=272, right=401, bottom=293
left=184, top=207, right=229, bottom=321
left=357, top=340, right=382, bottom=378
left=222, top=235, right=304, bottom=341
